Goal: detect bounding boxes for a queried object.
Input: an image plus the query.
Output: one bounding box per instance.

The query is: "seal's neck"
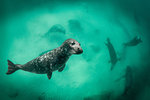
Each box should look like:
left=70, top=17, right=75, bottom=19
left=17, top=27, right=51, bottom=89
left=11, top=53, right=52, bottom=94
left=57, top=45, right=72, bottom=57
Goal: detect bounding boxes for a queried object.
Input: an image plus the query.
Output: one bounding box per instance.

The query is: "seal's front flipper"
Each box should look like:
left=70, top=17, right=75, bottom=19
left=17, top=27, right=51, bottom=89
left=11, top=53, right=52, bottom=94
left=47, top=72, right=52, bottom=80
left=58, top=64, right=65, bottom=72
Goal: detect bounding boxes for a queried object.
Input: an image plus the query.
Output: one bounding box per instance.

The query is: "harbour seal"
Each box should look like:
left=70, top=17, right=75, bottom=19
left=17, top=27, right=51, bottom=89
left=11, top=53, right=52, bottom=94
left=115, top=66, right=133, bottom=96
left=123, top=36, right=142, bottom=47
left=6, top=38, right=83, bottom=80
left=123, top=66, right=133, bottom=96
left=105, top=38, right=119, bottom=70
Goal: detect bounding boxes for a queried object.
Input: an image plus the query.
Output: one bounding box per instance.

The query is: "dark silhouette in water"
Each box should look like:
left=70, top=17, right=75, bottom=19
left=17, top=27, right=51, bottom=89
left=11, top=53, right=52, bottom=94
left=47, top=24, right=66, bottom=34
left=38, top=92, right=46, bottom=100
left=105, top=38, right=119, bottom=70
left=116, top=66, right=133, bottom=96
left=123, top=66, right=133, bottom=96
left=8, top=91, right=19, bottom=98
left=6, top=39, right=83, bottom=80
left=84, top=91, right=112, bottom=100
left=43, top=24, right=66, bottom=45
left=123, top=36, right=142, bottom=47
left=68, top=19, right=83, bottom=34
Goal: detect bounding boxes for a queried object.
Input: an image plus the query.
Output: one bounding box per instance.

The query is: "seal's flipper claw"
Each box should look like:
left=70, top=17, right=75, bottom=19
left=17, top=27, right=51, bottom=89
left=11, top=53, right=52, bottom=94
left=47, top=72, right=52, bottom=80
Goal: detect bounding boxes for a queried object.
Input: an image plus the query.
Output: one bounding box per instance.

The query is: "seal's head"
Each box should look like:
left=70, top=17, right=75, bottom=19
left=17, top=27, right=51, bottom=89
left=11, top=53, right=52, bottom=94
left=62, top=38, right=83, bottom=54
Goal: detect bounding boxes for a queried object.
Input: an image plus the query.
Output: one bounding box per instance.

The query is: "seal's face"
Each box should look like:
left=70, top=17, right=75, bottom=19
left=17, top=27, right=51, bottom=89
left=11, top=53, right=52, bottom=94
left=64, top=39, right=83, bottom=54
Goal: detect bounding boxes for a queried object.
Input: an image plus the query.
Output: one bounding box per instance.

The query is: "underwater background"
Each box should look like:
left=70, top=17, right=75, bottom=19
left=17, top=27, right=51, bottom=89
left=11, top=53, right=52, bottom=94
left=0, top=0, right=150, bottom=100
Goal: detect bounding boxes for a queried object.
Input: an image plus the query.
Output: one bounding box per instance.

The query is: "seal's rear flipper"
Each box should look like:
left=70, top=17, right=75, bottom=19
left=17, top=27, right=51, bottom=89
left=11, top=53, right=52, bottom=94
left=47, top=72, right=52, bottom=80
left=6, top=60, right=20, bottom=75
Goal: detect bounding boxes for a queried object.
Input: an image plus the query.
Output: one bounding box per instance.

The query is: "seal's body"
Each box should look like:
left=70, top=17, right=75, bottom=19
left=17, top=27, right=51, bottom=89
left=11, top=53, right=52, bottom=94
left=123, top=66, right=133, bottom=96
left=6, top=39, right=83, bottom=80
left=115, top=66, right=133, bottom=96
left=105, top=38, right=119, bottom=70
left=124, top=36, right=142, bottom=47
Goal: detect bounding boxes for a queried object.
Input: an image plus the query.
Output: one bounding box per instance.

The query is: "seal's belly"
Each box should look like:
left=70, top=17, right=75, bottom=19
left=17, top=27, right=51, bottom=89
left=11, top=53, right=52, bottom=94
left=32, top=67, right=48, bottom=74
left=22, top=51, right=68, bottom=74
left=51, top=64, right=62, bottom=71
left=22, top=64, right=49, bottom=74
left=22, top=61, right=63, bottom=74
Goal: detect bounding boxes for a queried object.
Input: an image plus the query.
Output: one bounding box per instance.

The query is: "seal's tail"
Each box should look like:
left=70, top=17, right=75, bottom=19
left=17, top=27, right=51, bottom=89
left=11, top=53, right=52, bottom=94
left=6, top=60, right=21, bottom=75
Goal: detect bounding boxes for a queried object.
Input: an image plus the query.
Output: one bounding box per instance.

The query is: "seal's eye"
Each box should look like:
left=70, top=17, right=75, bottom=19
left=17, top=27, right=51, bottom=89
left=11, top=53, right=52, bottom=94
left=71, top=42, right=75, bottom=45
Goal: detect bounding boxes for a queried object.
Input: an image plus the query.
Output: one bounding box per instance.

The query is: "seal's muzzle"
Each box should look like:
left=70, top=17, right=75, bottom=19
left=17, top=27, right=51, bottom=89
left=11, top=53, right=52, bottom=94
left=76, top=48, right=83, bottom=54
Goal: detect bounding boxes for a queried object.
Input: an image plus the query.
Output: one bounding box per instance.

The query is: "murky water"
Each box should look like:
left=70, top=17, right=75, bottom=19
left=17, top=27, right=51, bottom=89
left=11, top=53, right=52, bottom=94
left=0, top=0, right=150, bottom=100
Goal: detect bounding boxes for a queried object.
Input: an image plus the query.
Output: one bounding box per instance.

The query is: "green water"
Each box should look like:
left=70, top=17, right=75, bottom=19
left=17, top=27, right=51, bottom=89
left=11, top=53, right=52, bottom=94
left=0, top=0, right=150, bottom=100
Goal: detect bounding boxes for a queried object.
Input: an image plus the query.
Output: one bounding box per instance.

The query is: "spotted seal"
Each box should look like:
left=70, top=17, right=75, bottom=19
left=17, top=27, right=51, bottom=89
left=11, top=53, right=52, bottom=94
left=6, top=38, right=83, bottom=80
left=123, top=36, right=142, bottom=47
left=105, top=38, right=119, bottom=70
